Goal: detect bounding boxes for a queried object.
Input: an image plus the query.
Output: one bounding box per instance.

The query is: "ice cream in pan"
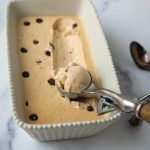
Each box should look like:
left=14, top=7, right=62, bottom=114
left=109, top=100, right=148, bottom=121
left=18, top=16, right=150, bottom=124
left=18, top=16, right=107, bottom=124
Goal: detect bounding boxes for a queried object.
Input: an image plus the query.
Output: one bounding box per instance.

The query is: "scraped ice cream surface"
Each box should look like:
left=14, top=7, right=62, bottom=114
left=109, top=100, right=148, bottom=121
left=18, top=16, right=107, bottom=124
left=52, top=18, right=90, bottom=93
left=53, top=18, right=79, bottom=34
left=52, top=18, right=87, bottom=69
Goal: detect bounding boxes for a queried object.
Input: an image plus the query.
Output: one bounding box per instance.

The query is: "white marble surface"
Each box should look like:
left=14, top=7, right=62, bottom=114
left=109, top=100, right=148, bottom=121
left=0, top=0, right=150, bottom=149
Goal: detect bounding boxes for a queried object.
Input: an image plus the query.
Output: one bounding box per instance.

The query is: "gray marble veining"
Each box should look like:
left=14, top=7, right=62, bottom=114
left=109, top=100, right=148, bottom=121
left=93, top=0, right=119, bottom=12
left=7, top=118, right=15, bottom=150
left=115, top=64, right=136, bottom=98
left=0, top=0, right=150, bottom=150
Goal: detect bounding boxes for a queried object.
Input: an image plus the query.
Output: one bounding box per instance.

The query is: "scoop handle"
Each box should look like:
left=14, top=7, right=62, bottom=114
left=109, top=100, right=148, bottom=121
left=139, top=103, right=150, bottom=123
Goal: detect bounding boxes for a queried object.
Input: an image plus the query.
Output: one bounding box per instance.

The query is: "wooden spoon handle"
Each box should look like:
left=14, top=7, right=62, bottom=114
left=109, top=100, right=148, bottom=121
left=139, top=103, right=150, bottom=123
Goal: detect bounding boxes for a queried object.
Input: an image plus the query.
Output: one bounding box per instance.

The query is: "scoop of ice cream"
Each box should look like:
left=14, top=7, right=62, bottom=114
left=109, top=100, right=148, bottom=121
left=53, top=18, right=79, bottom=35
left=54, top=64, right=91, bottom=93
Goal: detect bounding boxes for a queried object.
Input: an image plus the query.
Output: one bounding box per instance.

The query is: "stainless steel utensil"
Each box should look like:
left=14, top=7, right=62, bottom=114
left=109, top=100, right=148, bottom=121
left=56, top=83, right=150, bottom=124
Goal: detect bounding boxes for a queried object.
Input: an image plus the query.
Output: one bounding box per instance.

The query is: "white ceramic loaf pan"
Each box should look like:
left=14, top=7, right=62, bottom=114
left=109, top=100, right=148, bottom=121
left=6, top=0, right=121, bottom=141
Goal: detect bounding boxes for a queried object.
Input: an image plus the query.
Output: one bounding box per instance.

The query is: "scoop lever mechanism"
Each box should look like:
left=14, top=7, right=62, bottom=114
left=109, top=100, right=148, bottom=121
left=97, top=90, right=150, bottom=124
left=96, top=89, right=136, bottom=115
left=97, top=95, right=119, bottom=115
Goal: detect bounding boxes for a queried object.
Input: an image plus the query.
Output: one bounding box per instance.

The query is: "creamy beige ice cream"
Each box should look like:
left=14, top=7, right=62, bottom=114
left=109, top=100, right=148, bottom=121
left=18, top=16, right=105, bottom=124
left=54, top=63, right=92, bottom=93
left=52, top=18, right=87, bottom=70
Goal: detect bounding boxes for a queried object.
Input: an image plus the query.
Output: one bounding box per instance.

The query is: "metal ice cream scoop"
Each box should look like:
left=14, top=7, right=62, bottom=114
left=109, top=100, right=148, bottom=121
left=56, top=74, right=150, bottom=124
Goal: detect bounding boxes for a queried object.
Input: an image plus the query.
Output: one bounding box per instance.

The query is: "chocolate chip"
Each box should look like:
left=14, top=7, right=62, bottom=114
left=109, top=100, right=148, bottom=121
left=47, top=78, right=55, bottom=85
left=61, top=95, right=65, bottom=98
left=72, top=23, right=78, bottom=29
left=49, top=42, right=55, bottom=50
left=87, top=105, right=94, bottom=112
left=65, top=66, right=70, bottom=72
left=22, top=71, right=30, bottom=78
left=33, top=40, right=39, bottom=44
left=24, top=21, right=30, bottom=26
left=26, top=101, right=29, bottom=106
left=45, top=51, right=51, bottom=56
left=36, top=60, right=42, bottom=64
left=29, top=114, right=38, bottom=121
left=36, top=18, right=43, bottom=23
left=20, top=48, right=28, bottom=53
left=65, top=68, right=68, bottom=72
